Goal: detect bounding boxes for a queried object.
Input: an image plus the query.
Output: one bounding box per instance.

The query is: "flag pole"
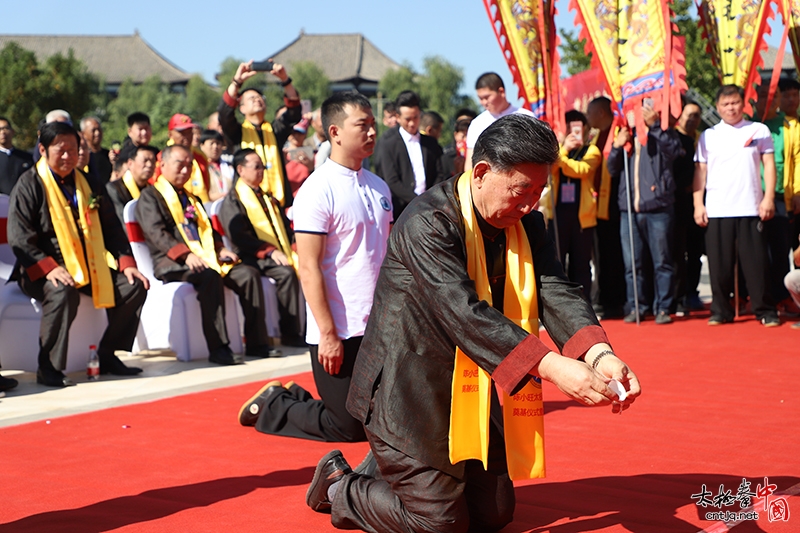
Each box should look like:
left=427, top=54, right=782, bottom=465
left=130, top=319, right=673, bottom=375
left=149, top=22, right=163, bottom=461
left=622, top=145, right=641, bottom=325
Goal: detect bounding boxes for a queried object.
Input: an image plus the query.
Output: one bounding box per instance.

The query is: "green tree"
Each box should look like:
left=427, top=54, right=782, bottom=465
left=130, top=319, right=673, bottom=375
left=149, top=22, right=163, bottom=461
left=558, top=29, right=593, bottom=76
left=184, top=74, right=221, bottom=126
left=673, top=0, right=717, bottom=103
left=291, top=61, right=331, bottom=110
left=0, top=42, right=99, bottom=149
left=104, top=76, right=183, bottom=148
left=378, top=58, right=476, bottom=144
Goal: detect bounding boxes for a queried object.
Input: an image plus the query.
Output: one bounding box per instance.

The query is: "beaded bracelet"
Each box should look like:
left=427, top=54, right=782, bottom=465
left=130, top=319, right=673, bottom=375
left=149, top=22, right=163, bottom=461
left=591, top=350, right=615, bottom=370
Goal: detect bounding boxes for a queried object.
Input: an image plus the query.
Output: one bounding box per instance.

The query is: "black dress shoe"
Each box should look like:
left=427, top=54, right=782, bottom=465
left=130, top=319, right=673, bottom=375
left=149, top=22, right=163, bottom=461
left=245, top=345, right=283, bottom=358
left=209, top=346, right=243, bottom=365
left=280, top=336, right=308, bottom=348
left=0, top=375, right=19, bottom=392
left=306, top=450, right=352, bottom=513
left=238, top=380, right=283, bottom=426
left=99, top=354, right=143, bottom=376
left=36, top=369, right=75, bottom=388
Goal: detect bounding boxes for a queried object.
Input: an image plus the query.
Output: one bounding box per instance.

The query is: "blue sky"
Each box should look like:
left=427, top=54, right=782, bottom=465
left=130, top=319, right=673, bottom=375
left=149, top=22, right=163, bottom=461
left=3, top=0, right=787, bottom=106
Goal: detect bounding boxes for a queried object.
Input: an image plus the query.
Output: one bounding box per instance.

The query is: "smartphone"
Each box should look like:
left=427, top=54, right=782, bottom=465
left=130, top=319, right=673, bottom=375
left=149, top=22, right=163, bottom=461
left=252, top=59, right=274, bottom=72
left=569, top=121, right=584, bottom=138
left=643, top=97, right=654, bottom=109
left=301, top=99, right=312, bottom=116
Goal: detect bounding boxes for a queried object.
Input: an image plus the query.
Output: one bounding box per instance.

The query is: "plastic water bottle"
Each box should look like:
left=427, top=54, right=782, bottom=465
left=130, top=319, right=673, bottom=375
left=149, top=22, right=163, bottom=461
left=87, top=345, right=100, bottom=381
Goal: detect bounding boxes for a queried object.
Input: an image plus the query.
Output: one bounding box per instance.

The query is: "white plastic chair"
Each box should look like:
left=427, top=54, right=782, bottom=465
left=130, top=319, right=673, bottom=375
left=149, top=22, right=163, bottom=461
left=208, top=198, right=283, bottom=338
left=0, top=194, right=108, bottom=373
left=124, top=199, right=243, bottom=361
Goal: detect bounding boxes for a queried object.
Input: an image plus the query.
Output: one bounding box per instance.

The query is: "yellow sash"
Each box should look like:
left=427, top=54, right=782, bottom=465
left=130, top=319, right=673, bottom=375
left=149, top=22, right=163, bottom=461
left=36, top=158, right=115, bottom=308
left=241, top=121, right=286, bottom=207
left=153, top=177, right=233, bottom=277
left=122, top=170, right=141, bottom=200
left=449, top=171, right=545, bottom=480
left=234, top=179, right=297, bottom=268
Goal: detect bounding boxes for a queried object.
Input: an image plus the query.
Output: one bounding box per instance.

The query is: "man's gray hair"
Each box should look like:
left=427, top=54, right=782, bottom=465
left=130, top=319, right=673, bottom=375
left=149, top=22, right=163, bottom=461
left=79, top=116, right=102, bottom=130
left=45, top=109, right=72, bottom=124
left=471, top=114, right=559, bottom=172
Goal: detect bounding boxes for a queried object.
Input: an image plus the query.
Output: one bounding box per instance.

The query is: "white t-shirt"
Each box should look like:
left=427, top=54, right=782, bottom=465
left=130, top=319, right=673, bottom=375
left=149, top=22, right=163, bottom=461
left=466, top=104, right=535, bottom=149
left=695, top=119, right=774, bottom=218
left=293, top=158, right=393, bottom=344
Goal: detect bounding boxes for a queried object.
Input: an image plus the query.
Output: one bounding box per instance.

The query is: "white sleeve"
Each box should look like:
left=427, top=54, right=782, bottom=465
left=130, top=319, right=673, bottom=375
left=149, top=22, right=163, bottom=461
left=293, top=178, right=331, bottom=234
left=756, top=125, right=775, bottom=154
left=694, top=132, right=708, bottom=163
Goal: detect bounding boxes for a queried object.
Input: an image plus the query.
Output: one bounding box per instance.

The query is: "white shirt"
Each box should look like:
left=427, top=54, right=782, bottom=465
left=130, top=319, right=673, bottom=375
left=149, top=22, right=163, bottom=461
left=293, top=158, right=393, bottom=344
left=695, top=119, right=774, bottom=218
left=466, top=104, right=535, bottom=149
left=0, top=146, right=11, bottom=156
left=398, top=126, right=427, bottom=195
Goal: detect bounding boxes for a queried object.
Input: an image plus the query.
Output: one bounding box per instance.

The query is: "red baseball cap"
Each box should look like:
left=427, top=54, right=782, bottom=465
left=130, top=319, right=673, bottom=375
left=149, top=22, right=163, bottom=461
left=168, top=113, right=196, bottom=131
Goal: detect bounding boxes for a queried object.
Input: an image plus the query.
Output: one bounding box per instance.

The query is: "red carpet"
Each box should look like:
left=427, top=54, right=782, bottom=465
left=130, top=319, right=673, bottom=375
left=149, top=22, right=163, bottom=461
left=1, top=315, right=798, bottom=532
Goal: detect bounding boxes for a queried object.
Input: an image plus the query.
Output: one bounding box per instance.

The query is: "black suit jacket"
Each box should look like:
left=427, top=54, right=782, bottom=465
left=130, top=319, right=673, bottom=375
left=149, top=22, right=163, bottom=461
left=7, top=167, right=133, bottom=283
left=373, top=126, right=445, bottom=219
left=346, top=176, right=609, bottom=478
left=135, top=185, right=223, bottom=280
left=217, top=186, right=294, bottom=268
left=0, top=148, right=34, bottom=195
left=106, top=179, right=136, bottom=228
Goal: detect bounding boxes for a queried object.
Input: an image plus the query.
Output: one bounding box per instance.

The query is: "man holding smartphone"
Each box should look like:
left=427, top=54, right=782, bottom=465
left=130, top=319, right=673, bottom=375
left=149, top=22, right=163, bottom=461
left=543, top=110, right=602, bottom=301
left=218, top=59, right=302, bottom=208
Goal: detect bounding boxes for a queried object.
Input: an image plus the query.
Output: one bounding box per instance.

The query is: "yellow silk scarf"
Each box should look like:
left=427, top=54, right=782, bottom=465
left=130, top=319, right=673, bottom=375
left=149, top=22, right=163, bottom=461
left=240, top=121, right=286, bottom=206
left=36, top=158, right=115, bottom=308
left=153, top=177, right=233, bottom=277
left=122, top=170, right=141, bottom=200
left=234, top=179, right=297, bottom=268
left=449, top=171, right=546, bottom=481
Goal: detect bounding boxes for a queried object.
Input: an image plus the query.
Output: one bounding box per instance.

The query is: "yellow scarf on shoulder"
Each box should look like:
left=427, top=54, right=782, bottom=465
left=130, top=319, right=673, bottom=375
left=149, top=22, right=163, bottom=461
left=449, top=171, right=546, bottom=480
left=241, top=121, right=286, bottom=207
left=234, top=179, right=297, bottom=268
left=122, top=170, right=141, bottom=200
left=36, top=158, right=115, bottom=308
left=153, top=177, right=233, bottom=277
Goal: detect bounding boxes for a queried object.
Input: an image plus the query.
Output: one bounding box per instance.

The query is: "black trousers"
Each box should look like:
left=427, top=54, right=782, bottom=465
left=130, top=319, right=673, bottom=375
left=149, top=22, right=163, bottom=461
left=162, top=264, right=268, bottom=352
left=331, top=421, right=514, bottom=533
left=549, top=205, right=594, bottom=302
left=763, top=202, right=791, bottom=303
left=705, top=217, right=777, bottom=320
left=254, top=257, right=303, bottom=339
left=672, top=199, right=706, bottom=306
left=593, top=214, right=627, bottom=312
left=19, top=270, right=146, bottom=372
left=255, top=336, right=365, bottom=442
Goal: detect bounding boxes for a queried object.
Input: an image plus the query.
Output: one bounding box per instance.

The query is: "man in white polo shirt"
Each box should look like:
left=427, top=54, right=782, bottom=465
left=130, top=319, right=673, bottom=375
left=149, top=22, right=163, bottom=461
left=237, top=91, right=392, bottom=442
left=693, top=84, right=780, bottom=326
left=465, top=72, right=534, bottom=171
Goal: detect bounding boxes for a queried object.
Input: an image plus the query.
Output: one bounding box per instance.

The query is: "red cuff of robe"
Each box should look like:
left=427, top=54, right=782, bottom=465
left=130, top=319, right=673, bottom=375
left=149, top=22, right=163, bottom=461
left=223, top=91, right=238, bottom=108
left=492, top=334, right=552, bottom=395
left=255, top=243, right=277, bottom=259
left=284, top=96, right=301, bottom=108
left=118, top=255, right=137, bottom=272
left=562, top=325, right=610, bottom=360
left=27, top=256, right=59, bottom=281
left=167, top=243, right=191, bottom=262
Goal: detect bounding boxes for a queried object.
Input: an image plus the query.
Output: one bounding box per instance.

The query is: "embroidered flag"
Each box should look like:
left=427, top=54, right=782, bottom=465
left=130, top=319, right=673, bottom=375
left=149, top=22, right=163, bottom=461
left=483, top=0, right=565, bottom=135
left=697, top=0, right=776, bottom=116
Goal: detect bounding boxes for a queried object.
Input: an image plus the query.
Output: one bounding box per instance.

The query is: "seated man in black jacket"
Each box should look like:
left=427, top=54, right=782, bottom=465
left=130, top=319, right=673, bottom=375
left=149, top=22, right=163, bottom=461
left=106, top=144, right=157, bottom=227
left=8, top=122, right=148, bottom=387
left=218, top=148, right=305, bottom=347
